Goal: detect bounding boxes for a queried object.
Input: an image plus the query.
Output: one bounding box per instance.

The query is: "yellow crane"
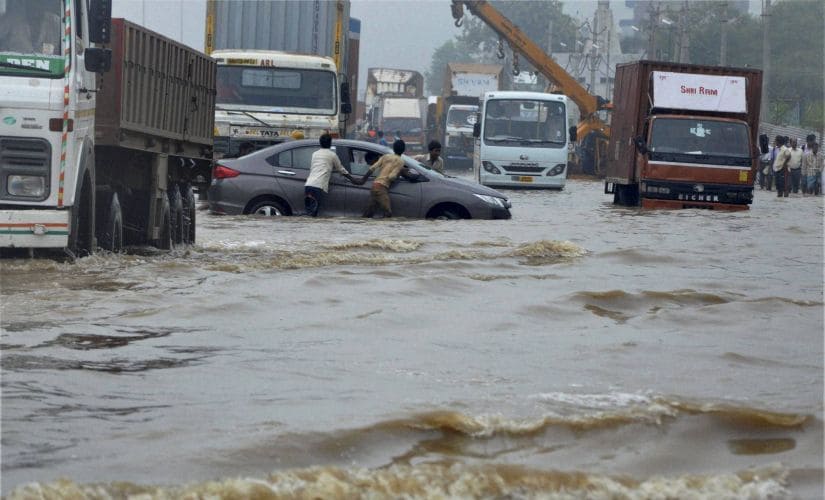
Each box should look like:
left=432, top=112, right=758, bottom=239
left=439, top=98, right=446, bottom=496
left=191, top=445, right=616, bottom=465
left=451, top=0, right=611, bottom=175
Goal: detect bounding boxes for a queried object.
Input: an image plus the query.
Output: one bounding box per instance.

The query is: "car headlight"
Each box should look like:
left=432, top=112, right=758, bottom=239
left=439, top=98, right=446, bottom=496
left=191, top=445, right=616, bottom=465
left=473, top=193, right=507, bottom=208
left=8, top=175, right=46, bottom=197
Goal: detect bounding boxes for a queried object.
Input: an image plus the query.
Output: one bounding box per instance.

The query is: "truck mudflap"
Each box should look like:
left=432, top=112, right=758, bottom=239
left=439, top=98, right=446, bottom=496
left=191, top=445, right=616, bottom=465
left=0, top=210, right=70, bottom=248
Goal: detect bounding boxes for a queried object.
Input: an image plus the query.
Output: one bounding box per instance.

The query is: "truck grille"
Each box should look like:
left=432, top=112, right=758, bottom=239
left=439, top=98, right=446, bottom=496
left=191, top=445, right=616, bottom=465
left=0, top=137, right=51, bottom=200
left=503, top=165, right=544, bottom=173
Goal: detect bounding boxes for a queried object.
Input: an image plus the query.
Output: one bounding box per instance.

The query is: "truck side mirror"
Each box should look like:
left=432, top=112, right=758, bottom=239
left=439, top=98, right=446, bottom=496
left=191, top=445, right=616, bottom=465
left=340, top=81, right=352, bottom=114
left=634, top=136, right=648, bottom=155
left=88, top=0, right=112, bottom=44
left=472, top=122, right=480, bottom=138
left=84, top=47, right=112, bottom=73
left=568, top=126, right=577, bottom=143
left=759, top=134, right=769, bottom=155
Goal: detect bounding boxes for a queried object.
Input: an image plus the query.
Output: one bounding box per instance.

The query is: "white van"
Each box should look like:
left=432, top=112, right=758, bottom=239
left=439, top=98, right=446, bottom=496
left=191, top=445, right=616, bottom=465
left=473, top=91, right=570, bottom=189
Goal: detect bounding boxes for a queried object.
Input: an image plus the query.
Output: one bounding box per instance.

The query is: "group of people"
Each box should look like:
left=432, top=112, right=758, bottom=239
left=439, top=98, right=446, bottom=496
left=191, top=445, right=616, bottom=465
left=758, top=134, right=823, bottom=197
left=304, top=133, right=424, bottom=218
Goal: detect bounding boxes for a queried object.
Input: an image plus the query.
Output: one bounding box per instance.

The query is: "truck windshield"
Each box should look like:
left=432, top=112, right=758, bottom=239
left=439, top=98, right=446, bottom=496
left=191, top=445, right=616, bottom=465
left=383, top=118, right=422, bottom=134
left=0, top=0, right=64, bottom=76
left=447, top=107, right=477, bottom=128
left=650, top=118, right=750, bottom=159
left=483, top=99, right=566, bottom=147
left=216, top=66, right=337, bottom=115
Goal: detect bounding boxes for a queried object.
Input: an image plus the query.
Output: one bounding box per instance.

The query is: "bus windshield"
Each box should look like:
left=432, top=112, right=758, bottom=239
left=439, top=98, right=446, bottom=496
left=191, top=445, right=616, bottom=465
left=216, top=65, right=337, bottom=115
left=0, top=0, right=64, bottom=76
left=483, top=99, right=566, bottom=148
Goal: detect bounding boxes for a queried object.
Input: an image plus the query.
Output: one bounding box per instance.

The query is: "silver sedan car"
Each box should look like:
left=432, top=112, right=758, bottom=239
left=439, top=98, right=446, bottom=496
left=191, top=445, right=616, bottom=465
left=208, top=139, right=512, bottom=219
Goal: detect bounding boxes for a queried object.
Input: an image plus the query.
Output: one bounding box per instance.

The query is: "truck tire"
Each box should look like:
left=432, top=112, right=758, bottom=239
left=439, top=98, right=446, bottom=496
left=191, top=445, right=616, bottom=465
left=181, top=184, right=196, bottom=244
left=69, top=170, right=95, bottom=257
left=97, top=192, right=123, bottom=253
left=154, top=196, right=173, bottom=250
left=168, top=185, right=184, bottom=245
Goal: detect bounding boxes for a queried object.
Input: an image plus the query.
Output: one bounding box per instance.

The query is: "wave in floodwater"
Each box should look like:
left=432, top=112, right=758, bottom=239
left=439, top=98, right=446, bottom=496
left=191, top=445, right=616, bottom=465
left=6, top=463, right=792, bottom=499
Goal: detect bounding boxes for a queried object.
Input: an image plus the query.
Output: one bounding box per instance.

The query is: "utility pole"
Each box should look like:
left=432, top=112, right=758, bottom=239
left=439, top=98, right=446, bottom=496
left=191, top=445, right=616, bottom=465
left=761, top=0, right=771, bottom=121
left=720, top=2, right=729, bottom=65
left=647, top=3, right=658, bottom=59
left=589, top=13, right=598, bottom=93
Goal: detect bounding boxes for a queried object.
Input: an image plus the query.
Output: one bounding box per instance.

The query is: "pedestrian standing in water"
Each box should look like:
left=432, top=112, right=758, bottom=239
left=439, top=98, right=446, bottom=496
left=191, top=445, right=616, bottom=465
left=787, top=138, right=804, bottom=194
left=355, top=139, right=420, bottom=218
left=802, top=142, right=822, bottom=196
left=304, top=133, right=355, bottom=217
left=413, top=140, right=444, bottom=174
left=772, top=136, right=790, bottom=197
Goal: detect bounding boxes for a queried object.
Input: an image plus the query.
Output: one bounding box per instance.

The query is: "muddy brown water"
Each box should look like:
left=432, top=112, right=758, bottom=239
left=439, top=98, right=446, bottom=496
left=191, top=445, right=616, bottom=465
left=1, top=179, right=822, bottom=498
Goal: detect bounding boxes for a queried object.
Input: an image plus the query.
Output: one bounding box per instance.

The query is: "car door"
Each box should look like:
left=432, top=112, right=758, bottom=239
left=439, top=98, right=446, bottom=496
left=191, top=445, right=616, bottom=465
left=343, top=147, right=423, bottom=217
left=272, top=145, right=347, bottom=216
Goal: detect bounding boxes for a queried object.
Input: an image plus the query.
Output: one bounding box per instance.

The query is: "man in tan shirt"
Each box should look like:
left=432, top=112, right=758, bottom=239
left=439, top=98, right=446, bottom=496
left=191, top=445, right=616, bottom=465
left=413, top=140, right=444, bottom=174
left=357, top=140, right=419, bottom=217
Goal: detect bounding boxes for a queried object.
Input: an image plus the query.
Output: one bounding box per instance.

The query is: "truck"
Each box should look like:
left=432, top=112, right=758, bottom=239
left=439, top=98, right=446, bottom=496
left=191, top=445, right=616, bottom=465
left=432, top=63, right=503, bottom=170
left=0, top=1, right=216, bottom=255
left=372, top=96, right=427, bottom=154
left=205, top=0, right=354, bottom=157
left=604, top=61, right=763, bottom=210
left=364, top=68, right=426, bottom=152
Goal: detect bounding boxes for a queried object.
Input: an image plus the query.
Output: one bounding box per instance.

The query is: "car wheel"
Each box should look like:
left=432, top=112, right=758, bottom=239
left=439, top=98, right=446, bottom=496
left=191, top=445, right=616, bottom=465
left=434, top=208, right=463, bottom=220
left=249, top=199, right=288, bottom=216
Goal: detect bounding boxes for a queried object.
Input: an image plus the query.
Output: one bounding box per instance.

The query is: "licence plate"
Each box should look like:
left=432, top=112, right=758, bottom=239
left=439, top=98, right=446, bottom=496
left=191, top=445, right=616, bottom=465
left=513, top=175, right=533, bottom=183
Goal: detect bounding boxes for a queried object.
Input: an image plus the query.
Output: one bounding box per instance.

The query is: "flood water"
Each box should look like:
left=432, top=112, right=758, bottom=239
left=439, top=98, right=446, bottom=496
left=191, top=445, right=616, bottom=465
left=1, top=178, right=823, bottom=498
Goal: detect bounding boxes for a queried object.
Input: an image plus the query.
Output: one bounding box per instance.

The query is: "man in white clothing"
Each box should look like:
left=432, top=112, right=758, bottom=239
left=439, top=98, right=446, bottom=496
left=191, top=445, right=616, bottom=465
left=304, top=133, right=355, bottom=216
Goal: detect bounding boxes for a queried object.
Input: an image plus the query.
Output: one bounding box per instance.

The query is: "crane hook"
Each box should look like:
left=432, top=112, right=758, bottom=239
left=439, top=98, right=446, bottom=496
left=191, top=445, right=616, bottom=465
left=451, top=1, right=464, bottom=27
left=496, top=38, right=505, bottom=59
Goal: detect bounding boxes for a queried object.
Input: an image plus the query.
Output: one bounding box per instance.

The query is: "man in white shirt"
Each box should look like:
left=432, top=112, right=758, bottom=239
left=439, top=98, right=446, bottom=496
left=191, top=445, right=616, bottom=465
left=304, top=134, right=355, bottom=216
left=772, top=136, right=791, bottom=197
left=786, top=138, right=804, bottom=194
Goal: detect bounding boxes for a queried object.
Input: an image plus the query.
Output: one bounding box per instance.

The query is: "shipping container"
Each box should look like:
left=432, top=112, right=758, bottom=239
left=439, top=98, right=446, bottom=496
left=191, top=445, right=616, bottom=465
left=444, top=63, right=504, bottom=98
left=206, top=0, right=350, bottom=67
left=96, top=18, right=216, bottom=159
left=364, top=68, right=424, bottom=109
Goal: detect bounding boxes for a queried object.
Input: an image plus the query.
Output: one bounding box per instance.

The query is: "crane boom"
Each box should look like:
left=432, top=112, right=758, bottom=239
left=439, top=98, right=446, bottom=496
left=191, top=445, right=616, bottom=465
left=452, top=0, right=608, bottom=117
left=451, top=0, right=611, bottom=174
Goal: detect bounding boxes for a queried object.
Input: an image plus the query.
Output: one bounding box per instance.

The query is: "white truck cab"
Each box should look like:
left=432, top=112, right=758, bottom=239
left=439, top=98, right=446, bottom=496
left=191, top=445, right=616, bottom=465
left=211, top=50, right=349, bottom=157
left=473, top=91, right=570, bottom=189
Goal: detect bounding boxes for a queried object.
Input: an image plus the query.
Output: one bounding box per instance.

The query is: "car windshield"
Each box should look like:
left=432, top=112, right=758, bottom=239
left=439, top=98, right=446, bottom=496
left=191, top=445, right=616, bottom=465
left=0, top=0, right=64, bottom=76
left=404, top=154, right=445, bottom=178
left=650, top=118, right=750, bottom=158
left=447, top=107, right=478, bottom=128
left=216, top=65, right=337, bottom=115
left=483, top=99, right=566, bottom=147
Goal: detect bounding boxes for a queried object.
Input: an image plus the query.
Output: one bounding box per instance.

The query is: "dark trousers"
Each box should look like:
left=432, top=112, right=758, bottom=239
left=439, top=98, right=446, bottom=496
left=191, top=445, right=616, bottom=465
left=790, top=169, right=801, bottom=193
left=304, top=186, right=324, bottom=216
left=774, top=169, right=788, bottom=196
left=362, top=184, right=392, bottom=218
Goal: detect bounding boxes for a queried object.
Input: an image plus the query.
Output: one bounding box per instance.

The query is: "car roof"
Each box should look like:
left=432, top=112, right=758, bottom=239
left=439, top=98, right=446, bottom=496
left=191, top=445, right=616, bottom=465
left=254, top=139, right=395, bottom=155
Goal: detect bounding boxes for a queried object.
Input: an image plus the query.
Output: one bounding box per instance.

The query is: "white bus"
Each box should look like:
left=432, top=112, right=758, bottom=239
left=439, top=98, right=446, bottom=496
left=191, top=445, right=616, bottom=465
left=473, top=91, right=570, bottom=189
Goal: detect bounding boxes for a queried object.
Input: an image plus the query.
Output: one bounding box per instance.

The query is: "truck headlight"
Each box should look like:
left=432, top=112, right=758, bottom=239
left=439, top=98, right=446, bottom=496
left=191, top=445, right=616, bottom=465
left=546, top=163, right=566, bottom=176
left=8, top=175, right=46, bottom=197
left=473, top=193, right=507, bottom=208
left=482, top=161, right=501, bottom=174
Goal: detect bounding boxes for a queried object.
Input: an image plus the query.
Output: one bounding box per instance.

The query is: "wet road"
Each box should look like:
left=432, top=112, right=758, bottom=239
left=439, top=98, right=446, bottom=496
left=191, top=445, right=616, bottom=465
left=1, top=179, right=823, bottom=498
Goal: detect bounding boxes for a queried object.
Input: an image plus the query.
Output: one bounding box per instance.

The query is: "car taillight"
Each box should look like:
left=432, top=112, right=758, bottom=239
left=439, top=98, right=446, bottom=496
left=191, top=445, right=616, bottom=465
left=213, top=164, right=240, bottom=179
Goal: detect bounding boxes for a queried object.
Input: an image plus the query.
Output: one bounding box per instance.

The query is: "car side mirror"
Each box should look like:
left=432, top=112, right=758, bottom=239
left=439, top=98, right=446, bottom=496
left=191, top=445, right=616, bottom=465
left=634, top=136, right=649, bottom=155
left=472, top=122, right=480, bottom=138
left=84, top=47, right=112, bottom=73
left=568, top=126, right=577, bottom=143
left=88, top=0, right=112, bottom=44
